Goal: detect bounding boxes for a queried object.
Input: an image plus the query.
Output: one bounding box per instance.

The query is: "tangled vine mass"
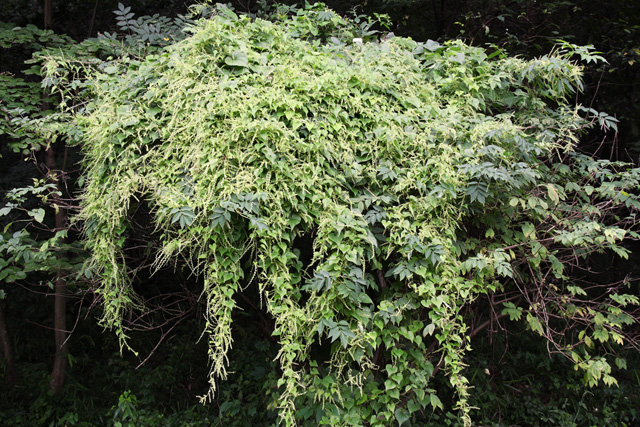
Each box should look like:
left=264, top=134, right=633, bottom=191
left=49, top=4, right=640, bottom=425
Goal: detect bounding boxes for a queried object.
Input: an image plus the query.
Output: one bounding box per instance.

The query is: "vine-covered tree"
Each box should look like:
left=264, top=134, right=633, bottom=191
left=40, top=3, right=640, bottom=425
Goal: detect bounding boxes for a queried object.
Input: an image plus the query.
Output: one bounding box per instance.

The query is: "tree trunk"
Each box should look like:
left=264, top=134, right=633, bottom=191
left=49, top=276, right=68, bottom=394
left=45, top=145, right=69, bottom=395
left=43, top=0, right=53, bottom=30
left=0, top=300, right=19, bottom=387
left=42, top=0, right=69, bottom=396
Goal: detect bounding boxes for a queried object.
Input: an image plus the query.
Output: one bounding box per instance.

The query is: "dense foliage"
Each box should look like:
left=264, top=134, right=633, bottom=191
left=30, top=4, right=640, bottom=425
left=1, top=2, right=640, bottom=426
left=269, top=0, right=640, bottom=164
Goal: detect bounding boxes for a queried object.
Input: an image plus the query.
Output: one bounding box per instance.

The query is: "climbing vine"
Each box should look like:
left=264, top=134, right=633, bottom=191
left=44, top=3, right=640, bottom=425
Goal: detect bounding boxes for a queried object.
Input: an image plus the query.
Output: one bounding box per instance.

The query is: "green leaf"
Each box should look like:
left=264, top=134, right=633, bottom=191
left=249, top=216, right=269, bottom=231
left=429, top=393, right=443, bottom=411
left=466, top=181, right=489, bottom=204
left=526, top=313, right=544, bottom=336
left=210, top=207, right=231, bottom=229
left=225, top=50, right=249, bottom=68
left=547, top=184, right=560, bottom=204
left=103, top=66, right=119, bottom=74
left=567, top=285, right=587, bottom=296
left=407, top=398, right=421, bottom=413
left=217, top=6, right=239, bottom=21
left=394, top=408, right=410, bottom=425
left=425, top=39, right=441, bottom=51
left=501, top=302, right=523, bottom=321
left=423, top=323, right=436, bottom=336
left=592, top=327, right=609, bottom=343
left=28, top=208, right=45, bottom=223
left=170, top=206, right=195, bottom=228
left=521, top=222, right=535, bottom=239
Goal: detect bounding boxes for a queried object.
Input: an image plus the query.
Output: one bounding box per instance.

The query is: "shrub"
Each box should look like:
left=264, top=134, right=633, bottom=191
left=43, top=3, right=640, bottom=425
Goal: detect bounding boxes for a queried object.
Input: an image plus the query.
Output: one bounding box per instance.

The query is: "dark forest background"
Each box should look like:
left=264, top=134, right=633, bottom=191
left=1, top=1, right=639, bottom=425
